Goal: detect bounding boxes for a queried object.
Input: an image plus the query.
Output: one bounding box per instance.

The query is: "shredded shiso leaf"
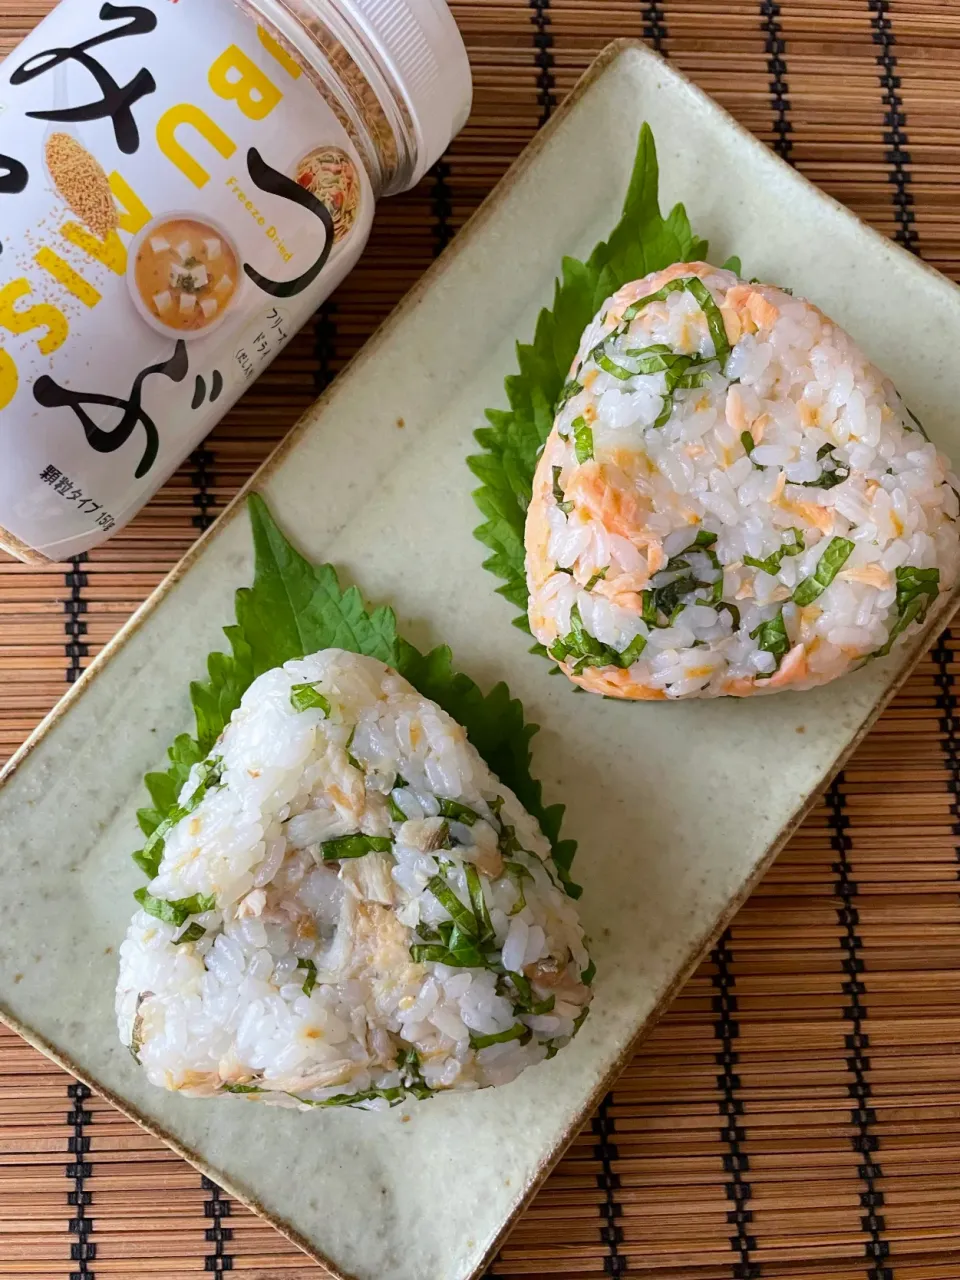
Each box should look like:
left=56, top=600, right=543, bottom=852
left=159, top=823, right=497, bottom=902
left=319, top=834, right=393, bottom=862
left=296, top=958, right=318, bottom=997
left=749, top=612, right=790, bottom=675
left=468, top=123, right=711, bottom=639
left=792, top=537, right=855, bottom=607
left=873, top=565, right=941, bottom=658
left=132, top=495, right=580, bottom=901
left=289, top=682, right=330, bottom=714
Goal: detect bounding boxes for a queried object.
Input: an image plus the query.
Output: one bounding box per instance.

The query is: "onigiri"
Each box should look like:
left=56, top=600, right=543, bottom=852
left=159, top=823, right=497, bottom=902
left=526, top=261, right=960, bottom=698
left=116, top=649, right=591, bottom=1109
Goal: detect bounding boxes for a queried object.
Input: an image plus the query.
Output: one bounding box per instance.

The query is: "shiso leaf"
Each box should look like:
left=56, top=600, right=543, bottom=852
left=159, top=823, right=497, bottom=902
left=320, top=834, right=393, bottom=862
left=469, top=1022, right=530, bottom=1051
left=297, top=957, right=318, bottom=996
left=792, top=536, right=855, bottom=607
left=797, top=443, right=849, bottom=490
left=172, top=921, right=206, bottom=946
left=238, top=495, right=397, bottom=673
left=295, top=1086, right=405, bottom=1109
left=133, top=756, right=223, bottom=879
left=504, top=859, right=532, bottom=914
left=749, top=609, right=790, bottom=675
left=467, top=122, right=709, bottom=624
left=136, top=735, right=204, bottom=838
left=436, top=798, right=480, bottom=825
left=873, top=565, right=941, bottom=658
left=572, top=416, right=594, bottom=463
left=191, top=630, right=255, bottom=758
left=426, top=874, right=481, bottom=939
left=464, top=864, right=495, bottom=946
left=133, top=889, right=215, bottom=928
left=289, top=683, right=331, bottom=715
left=132, top=495, right=580, bottom=902
left=503, top=970, right=555, bottom=1016
left=409, top=935, right=487, bottom=968
left=743, top=528, right=805, bottom=577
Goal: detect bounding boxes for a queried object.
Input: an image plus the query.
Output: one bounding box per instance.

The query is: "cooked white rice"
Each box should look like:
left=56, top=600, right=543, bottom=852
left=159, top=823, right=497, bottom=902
left=525, top=261, right=960, bottom=699
left=116, top=650, right=591, bottom=1110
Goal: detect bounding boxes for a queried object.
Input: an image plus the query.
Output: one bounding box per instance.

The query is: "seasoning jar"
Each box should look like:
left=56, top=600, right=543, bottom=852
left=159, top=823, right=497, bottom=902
left=0, top=0, right=471, bottom=561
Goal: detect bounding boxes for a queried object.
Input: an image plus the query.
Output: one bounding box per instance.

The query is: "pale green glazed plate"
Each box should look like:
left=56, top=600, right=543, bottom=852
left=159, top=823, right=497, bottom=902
left=1, top=40, right=959, bottom=1280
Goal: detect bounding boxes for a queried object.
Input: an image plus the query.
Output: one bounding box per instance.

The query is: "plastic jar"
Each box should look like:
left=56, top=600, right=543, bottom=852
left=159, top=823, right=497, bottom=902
left=0, top=0, right=471, bottom=561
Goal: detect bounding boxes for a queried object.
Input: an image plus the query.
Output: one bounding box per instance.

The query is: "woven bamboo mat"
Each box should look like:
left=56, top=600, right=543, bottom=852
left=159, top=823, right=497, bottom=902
left=3, top=1, right=960, bottom=1276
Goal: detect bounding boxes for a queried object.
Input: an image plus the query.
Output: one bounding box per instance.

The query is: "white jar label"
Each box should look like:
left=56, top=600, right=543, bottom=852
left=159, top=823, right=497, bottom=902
left=0, top=0, right=372, bottom=558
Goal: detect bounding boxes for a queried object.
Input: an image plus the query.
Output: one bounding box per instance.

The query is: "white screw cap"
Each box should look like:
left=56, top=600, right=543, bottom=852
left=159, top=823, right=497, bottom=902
left=342, top=0, right=472, bottom=188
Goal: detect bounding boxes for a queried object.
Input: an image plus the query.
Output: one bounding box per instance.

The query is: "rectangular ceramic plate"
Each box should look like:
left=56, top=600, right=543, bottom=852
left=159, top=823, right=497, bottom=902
left=2, top=40, right=960, bottom=1280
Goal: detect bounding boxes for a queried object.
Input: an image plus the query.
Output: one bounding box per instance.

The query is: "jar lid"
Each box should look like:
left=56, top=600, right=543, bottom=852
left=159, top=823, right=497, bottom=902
left=341, top=0, right=472, bottom=189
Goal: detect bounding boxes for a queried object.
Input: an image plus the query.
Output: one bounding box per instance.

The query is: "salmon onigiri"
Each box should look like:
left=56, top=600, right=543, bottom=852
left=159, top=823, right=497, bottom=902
left=525, top=261, right=960, bottom=699
left=116, top=649, right=591, bottom=1109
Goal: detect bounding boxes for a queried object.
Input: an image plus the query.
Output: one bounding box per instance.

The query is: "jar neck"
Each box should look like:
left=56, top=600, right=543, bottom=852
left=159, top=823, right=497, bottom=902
left=244, top=0, right=420, bottom=196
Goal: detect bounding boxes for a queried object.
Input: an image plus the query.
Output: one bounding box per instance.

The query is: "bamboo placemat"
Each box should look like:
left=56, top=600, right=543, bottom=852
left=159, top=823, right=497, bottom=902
left=3, top=1, right=960, bottom=1276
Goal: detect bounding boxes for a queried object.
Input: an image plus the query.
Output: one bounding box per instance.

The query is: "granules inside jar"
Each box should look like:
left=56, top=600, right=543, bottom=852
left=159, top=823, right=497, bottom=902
left=243, top=0, right=420, bottom=192
left=45, top=133, right=119, bottom=240
left=286, top=0, right=409, bottom=172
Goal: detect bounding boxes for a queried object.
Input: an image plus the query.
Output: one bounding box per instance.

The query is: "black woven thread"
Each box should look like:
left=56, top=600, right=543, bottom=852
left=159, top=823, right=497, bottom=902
left=868, top=0, right=918, bottom=253
left=190, top=447, right=216, bottom=531
left=642, top=2, right=667, bottom=53
left=933, top=631, right=960, bottom=846
left=431, top=157, right=454, bottom=254
left=528, top=0, right=556, bottom=127
left=313, top=302, right=338, bottom=393
left=827, top=778, right=893, bottom=1279
left=712, top=931, right=759, bottom=1279
left=67, top=1080, right=94, bottom=1280
left=593, top=1093, right=626, bottom=1275
left=202, top=1176, right=233, bottom=1272
left=64, top=554, right=88, bottom=684
left=760, top=1, right=792, bottom=161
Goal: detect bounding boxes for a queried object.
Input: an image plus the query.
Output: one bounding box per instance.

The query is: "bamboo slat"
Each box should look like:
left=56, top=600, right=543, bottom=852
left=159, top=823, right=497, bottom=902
left=4, top=0, right=960, bottom=1276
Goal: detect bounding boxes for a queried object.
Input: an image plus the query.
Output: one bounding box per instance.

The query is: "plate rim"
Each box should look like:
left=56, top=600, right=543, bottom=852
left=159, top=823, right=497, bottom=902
left=3, top=36, right=960, bottom=1280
